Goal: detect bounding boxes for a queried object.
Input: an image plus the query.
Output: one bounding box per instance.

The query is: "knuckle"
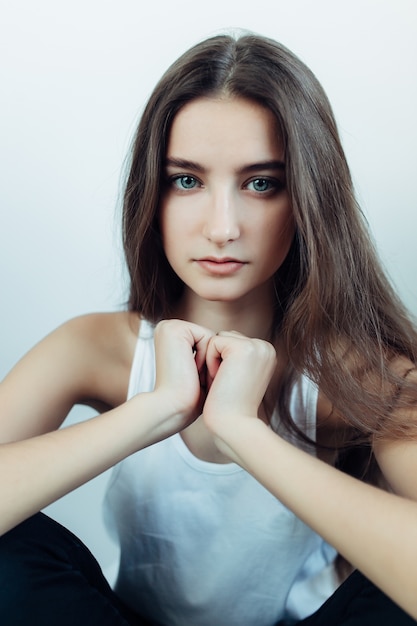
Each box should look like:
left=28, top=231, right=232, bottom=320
left=155, top=319, right=180, bottom=333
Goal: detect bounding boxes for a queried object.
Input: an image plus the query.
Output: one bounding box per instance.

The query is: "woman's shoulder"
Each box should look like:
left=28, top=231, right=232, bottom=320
left=50, top=310, right=140, bottom=364
left=315, top=341, right=417, bottom=448
left=63, top=310, right=140, bottom=353
left=58, top=311, right=141, bottom=406
left=0, top=311, right=142, bottom=440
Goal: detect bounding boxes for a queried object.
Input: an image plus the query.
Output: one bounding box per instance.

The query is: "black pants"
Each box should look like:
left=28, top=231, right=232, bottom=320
left=0, top=513, right=415, bottom=626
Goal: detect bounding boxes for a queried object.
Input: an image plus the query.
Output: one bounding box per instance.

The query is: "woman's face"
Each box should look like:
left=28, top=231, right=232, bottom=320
left=159, top=96, right=294, bottom=307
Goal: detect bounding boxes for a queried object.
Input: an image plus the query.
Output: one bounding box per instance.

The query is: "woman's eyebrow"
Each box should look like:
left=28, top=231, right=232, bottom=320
left=164, top=157, right=285, bottom=173
left=238, top=160, right=285, bottom=174
left=165, top=157, right=205, bottom=172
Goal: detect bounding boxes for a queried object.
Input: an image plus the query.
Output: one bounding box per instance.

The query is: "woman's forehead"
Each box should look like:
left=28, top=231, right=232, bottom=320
left=166, top=96, right=285, bottom=167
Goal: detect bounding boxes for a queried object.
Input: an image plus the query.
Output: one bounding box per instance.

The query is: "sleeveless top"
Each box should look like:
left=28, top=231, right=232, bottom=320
left=103, top=319, right=338, bottom=625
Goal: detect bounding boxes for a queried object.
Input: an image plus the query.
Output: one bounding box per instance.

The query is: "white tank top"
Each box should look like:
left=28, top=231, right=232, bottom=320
left=103, top=319, right=338, bottom=625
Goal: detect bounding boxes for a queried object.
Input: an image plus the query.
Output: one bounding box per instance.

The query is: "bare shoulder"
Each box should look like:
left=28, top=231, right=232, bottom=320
left=0, top=311, right=140, bottom=442
left=37, top=310, right=141, bottom=405
left=316, top=346, right=417, bottom=489
left=373, top=365, right=417, bottom=499
left=65, top=311, right=140, bottom=367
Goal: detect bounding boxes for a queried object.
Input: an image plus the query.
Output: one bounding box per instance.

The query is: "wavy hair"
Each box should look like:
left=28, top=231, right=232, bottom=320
left=122, top=32, right=417, bottom=454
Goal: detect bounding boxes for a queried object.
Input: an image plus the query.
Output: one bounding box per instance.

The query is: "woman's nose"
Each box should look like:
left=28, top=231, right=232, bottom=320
left=202, top=189, right=240, bottom=245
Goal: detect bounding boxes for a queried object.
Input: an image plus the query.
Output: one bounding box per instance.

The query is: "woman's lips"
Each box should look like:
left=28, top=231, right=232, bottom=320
left=195, top=258, right=246, bottom=275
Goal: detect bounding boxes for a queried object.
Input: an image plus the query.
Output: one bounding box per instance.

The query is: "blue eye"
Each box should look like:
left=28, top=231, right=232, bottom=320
left=172, top=175, right=199, bottom=190
left=246, top=177, right=285, bottom=194
left=247, top=178, right=273, bottom=192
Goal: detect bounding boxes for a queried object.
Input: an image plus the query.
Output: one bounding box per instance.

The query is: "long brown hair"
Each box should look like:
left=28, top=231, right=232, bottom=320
left=122, top=32, right=417, bottom=454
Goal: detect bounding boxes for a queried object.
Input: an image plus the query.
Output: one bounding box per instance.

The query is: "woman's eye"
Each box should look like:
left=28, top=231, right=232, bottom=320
left=246, top=178, right=276, bottom=193
left=172, top=175, right=199, bottom=190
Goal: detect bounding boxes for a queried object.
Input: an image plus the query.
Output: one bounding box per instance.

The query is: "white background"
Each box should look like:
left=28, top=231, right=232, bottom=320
left=1, top=0, right=416, bottom=575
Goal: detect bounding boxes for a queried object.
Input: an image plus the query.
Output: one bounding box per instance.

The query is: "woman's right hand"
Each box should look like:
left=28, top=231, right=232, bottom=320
left=150, top=319, right=214, bottom=438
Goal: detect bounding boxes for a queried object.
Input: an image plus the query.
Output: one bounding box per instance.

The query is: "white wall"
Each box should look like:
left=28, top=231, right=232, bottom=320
left=1, top=0, right=416, bottom=575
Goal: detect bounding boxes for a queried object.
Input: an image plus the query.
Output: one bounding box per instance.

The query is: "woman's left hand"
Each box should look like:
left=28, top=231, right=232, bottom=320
left=202, top=331, right=276, bottom=461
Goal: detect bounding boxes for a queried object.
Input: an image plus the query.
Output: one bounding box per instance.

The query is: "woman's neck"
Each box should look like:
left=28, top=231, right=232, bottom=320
left=172, top=288, right=276, bottom=341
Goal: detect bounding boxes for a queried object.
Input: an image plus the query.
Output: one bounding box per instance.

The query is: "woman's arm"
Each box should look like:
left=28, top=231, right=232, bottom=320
left=202, top=332, right=417, bottom=620
left=0, top=316, right=212, bottom=536
left=0, top=391, right=170, bottom=535
left=212, top=419, right=417, bottom=619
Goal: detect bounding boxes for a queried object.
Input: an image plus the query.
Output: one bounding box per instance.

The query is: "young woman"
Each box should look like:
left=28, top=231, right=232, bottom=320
left=1, top=32, right=417, bottom=626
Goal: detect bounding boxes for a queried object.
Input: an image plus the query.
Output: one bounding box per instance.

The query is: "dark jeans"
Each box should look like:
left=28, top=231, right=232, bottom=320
left=0, top=513, right=415, bottom=626
left=0, top=513, right=145, bottom=625
left=278, top=571, right=417, bottom=626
